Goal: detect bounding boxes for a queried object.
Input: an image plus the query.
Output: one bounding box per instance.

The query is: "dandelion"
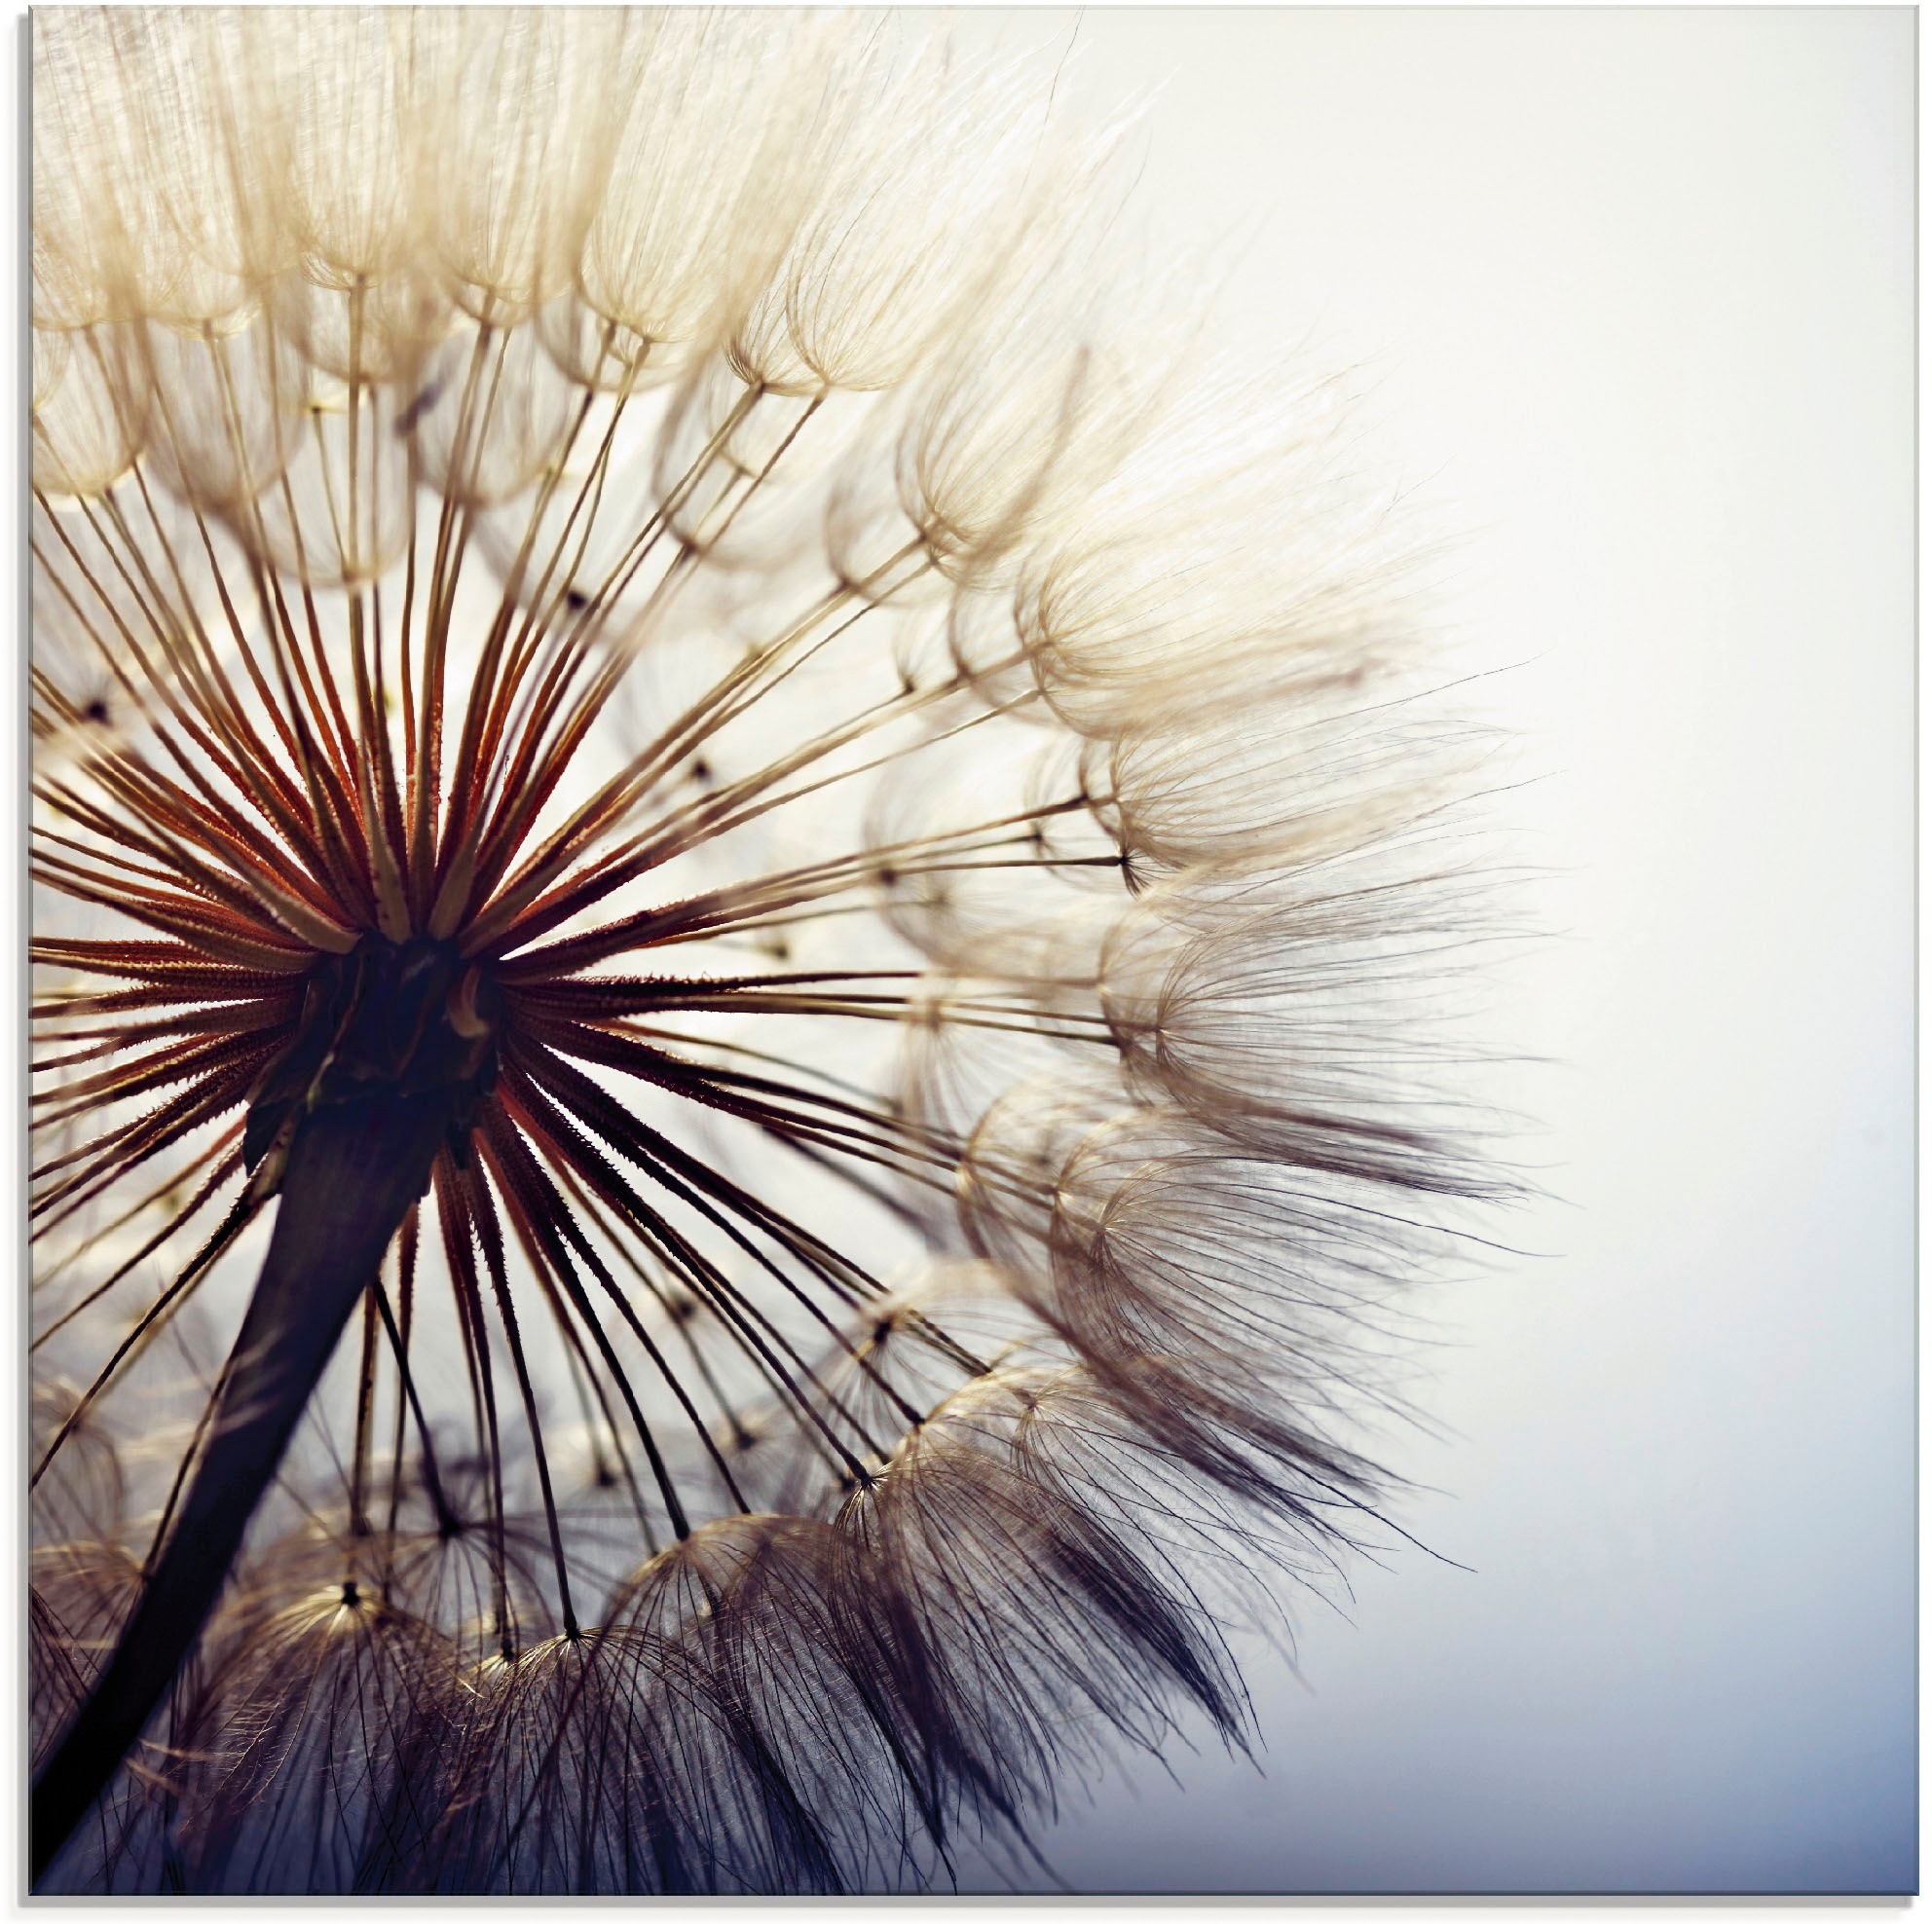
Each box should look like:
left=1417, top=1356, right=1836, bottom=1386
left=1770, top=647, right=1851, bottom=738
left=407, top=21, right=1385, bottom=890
left=30, top=8, right=1505, bottom=1896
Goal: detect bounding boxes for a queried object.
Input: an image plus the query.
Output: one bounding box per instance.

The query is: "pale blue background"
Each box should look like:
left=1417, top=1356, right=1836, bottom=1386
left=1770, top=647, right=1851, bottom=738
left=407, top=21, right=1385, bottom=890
left=958, top=7, right=1914, bottom=1896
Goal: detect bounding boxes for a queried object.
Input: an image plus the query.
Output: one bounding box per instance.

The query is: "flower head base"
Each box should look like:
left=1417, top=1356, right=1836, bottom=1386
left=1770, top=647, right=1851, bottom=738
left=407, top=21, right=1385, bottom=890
left=30, top=7, right=1506, bottom=1896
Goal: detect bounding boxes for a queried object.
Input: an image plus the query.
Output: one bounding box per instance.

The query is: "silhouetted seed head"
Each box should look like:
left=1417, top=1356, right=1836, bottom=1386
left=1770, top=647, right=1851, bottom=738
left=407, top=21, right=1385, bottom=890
left=30, top=6, right=1508, bottom=1898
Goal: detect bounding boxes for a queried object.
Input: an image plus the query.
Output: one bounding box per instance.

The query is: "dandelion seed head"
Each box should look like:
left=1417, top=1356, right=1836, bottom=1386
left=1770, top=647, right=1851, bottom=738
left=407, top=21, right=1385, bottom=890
left=31, top=5, right=1510, bottom=1896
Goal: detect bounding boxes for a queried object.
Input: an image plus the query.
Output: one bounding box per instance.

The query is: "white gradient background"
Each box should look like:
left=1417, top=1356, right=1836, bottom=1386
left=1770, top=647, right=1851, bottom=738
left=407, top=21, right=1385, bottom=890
left=954, top=5, right=1914, bottom=1896
left=2, top=7, right=1912, bottom=1908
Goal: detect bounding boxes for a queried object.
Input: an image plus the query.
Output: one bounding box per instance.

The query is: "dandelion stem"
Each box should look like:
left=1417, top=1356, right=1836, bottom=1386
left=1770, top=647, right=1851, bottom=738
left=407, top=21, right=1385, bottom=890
left=30, top=1088, right=460, bottom=1887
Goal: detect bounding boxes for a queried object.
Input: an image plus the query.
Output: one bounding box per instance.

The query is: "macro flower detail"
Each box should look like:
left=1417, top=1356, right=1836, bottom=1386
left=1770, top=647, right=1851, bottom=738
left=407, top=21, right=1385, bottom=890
left=30, top=8, right=1502, bottom=1895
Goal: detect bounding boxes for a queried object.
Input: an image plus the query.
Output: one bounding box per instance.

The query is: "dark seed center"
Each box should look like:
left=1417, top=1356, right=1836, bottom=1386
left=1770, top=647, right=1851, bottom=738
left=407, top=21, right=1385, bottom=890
left=243, top=935, right=502, bottom=1174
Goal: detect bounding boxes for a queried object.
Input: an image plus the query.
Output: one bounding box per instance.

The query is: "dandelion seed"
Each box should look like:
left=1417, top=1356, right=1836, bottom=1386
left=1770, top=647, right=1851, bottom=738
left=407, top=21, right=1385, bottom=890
left=30, top=7, right=1505, bottom=1896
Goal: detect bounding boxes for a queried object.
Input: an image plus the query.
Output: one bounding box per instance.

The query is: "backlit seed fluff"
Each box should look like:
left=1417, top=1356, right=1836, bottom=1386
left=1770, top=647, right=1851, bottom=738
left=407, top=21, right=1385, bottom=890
left=30, top=6, right=1511, bottom=1897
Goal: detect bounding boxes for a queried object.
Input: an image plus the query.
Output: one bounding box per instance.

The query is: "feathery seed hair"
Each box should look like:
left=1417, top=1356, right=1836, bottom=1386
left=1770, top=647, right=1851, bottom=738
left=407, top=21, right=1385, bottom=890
left=30, top=7, right=1505, bottom=1895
